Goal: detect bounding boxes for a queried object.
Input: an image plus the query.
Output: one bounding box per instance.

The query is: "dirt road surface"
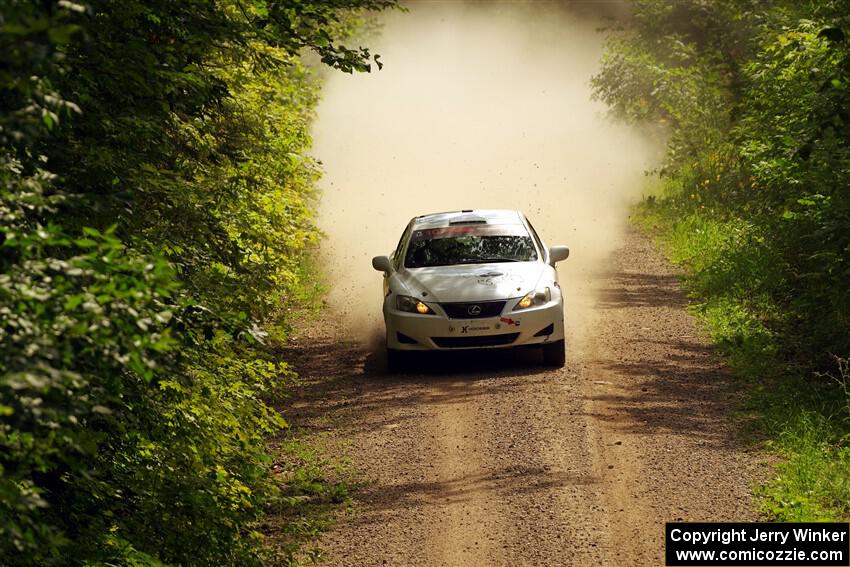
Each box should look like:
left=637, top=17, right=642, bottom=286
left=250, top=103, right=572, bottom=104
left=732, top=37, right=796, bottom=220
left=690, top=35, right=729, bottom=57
left=283, top=227, right=766, bottom=566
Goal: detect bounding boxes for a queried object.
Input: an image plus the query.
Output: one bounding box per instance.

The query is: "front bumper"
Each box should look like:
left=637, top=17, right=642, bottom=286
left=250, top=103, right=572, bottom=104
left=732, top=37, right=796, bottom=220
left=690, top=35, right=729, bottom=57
left=384, top=298, right=565, bottom=351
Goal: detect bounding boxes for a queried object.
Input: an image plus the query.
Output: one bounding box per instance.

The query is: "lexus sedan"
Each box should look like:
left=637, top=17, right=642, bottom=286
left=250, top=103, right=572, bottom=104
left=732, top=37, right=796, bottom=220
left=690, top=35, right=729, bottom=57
left=372, top=209, right=569, bottom=370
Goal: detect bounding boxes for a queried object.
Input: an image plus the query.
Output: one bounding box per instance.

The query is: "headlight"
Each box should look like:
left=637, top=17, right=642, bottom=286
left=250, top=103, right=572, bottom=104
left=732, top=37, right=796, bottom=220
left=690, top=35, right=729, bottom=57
left=513, top=287, right=551, bottom=311
left=396, top=295, right=435, bottom=315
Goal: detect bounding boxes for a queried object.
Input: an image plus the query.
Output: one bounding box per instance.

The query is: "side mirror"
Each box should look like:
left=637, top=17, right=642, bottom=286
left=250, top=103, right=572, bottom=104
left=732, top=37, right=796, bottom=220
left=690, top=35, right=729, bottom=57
left=548, top=245, right=570, bottom=265
left=372, top=255, right=393, bottom=273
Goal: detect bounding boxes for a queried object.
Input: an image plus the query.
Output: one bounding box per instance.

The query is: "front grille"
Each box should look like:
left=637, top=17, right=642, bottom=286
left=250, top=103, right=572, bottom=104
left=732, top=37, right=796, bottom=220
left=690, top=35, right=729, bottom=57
left=440, top=300, right=506, bottom=319
left=431, top=333, right=520, bottom=348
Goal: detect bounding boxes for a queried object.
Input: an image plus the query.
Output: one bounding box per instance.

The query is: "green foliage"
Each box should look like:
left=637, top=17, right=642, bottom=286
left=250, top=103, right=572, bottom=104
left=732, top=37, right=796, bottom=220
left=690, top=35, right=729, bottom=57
left=0, top=0, right=397, bottom=564
left=1, top=224, right=180, bottom=562
left=737, top=18, right=850, bottom=361
left=603, top=0, right=850, bottom=521
left=595, top=0, right=850, bottom=366
left=761, top=407, right=850, bottom=521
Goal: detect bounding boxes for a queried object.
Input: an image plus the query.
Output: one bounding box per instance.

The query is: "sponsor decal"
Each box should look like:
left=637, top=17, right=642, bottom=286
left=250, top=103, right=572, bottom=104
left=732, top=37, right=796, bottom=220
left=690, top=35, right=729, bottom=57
left=410, top=225, right=528, bottom=241
left=499, top=317, right=520, bottom=327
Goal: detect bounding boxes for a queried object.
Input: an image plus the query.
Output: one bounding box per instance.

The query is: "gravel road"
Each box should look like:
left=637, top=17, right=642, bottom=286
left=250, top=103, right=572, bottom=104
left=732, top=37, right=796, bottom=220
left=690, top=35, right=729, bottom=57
left=282, top=227, right=766, bottom=566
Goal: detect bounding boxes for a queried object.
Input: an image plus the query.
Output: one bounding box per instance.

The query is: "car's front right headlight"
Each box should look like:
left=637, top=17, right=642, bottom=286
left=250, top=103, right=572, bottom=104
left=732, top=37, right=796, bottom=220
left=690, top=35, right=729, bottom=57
left=513, top=287, right=551, bottom=311
left=396, top=295, right=435, bottom=315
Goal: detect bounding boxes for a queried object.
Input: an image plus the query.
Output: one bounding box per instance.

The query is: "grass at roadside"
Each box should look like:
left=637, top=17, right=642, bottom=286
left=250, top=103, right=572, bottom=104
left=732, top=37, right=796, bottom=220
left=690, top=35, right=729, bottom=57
left=262, top=432, right=356, bottom=565
left=259, top=247, right=357, bottom=565
left=635, top=197, right=850, bottom=522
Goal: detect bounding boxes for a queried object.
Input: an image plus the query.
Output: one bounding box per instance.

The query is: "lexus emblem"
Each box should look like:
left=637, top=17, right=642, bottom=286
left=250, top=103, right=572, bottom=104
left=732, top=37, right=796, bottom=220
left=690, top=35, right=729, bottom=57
left=467, top=304, right=482, bottom=316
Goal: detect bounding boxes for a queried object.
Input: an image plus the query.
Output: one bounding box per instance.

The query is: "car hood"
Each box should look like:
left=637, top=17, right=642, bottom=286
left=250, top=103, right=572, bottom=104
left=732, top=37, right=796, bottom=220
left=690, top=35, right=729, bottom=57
left=395, top=262, right=548, bottom=303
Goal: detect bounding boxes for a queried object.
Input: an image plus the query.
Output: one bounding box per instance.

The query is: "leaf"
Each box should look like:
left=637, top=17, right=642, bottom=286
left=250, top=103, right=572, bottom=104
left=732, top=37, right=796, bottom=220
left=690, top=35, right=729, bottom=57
left=41, top=109, right=55, bottom=129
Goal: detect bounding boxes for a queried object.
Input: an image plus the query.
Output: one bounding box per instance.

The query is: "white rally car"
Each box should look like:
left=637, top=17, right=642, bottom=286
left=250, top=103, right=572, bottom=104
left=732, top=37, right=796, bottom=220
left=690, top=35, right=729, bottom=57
left=372, top=209, right=569, bottom=370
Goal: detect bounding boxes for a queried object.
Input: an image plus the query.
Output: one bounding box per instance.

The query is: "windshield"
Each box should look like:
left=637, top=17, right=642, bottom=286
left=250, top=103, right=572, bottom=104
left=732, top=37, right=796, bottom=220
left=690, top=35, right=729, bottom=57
left=404, top=225, right=538, bottom=268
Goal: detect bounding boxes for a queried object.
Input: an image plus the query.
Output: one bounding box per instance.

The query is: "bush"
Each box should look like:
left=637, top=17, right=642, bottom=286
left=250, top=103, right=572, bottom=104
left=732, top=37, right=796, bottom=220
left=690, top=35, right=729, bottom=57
left=0, top=0, right=396, bottom=564
left=597, top=0, right=850, bottom=367
left=600, top=0, right=850, bottom=521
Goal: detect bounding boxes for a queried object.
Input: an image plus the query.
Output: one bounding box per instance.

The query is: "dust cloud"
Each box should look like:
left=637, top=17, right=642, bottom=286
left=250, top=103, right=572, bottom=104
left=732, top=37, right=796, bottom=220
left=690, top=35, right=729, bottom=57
left=310, top=1, right=660, bottom=348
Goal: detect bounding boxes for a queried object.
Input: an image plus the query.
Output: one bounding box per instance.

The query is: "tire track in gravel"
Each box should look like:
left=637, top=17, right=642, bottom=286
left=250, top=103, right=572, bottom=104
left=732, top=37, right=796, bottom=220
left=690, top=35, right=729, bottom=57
left=280, top=227, right=767, bottom=566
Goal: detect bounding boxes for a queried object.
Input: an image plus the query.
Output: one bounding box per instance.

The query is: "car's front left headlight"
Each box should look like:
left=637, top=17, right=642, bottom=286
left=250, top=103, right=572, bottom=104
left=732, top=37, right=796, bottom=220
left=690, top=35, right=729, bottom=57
left=396, top=295, right=435, bottom=315
left=513, top=287, right=551, bottom=311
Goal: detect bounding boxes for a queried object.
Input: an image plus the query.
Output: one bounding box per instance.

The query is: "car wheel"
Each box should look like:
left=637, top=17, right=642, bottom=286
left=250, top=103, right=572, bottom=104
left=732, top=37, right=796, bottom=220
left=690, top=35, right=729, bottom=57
left=386, top=348, right=406, bottom=373
left=542, top=339, right=565, bottom=367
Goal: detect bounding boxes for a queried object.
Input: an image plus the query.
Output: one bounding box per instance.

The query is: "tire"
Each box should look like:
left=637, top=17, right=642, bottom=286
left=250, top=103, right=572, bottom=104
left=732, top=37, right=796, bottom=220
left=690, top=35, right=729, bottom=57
left=542, top=339, right=565, bottom=367
left=386, top=348, right=406, bottom=373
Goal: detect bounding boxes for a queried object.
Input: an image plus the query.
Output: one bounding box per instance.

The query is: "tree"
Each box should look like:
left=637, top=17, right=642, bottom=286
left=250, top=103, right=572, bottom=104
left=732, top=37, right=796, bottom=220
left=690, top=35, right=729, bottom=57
left=0, top=1, right=397, bottom=564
